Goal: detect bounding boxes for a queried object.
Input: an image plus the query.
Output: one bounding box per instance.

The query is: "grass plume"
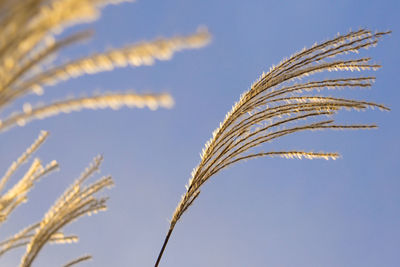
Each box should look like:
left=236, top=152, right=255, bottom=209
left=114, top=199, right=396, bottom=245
left=154, top=29, right=390, bottom=266
left=0, top=0, right=211, bottom=132
left=0, top=131, right=56, bottom=224
left=20, top=155, right=113, bottom=267
left=0, top=133, right=113, bottom=266
left=0, top=0, right=209, bottom=266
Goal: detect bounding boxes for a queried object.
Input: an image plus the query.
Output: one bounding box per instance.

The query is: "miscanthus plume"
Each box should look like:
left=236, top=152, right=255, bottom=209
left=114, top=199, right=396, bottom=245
left=154, top=29, right=390, bottom=266
left=0, top=0, right=209, bottom=266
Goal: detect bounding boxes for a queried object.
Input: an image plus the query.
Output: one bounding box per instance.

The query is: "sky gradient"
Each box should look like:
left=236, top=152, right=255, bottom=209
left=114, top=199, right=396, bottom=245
left=0, top=0, right=399, bottom=266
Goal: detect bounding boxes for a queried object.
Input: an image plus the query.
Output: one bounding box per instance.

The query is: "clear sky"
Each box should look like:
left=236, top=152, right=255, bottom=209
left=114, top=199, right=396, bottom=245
left=0, top=0, right=399, bottom=266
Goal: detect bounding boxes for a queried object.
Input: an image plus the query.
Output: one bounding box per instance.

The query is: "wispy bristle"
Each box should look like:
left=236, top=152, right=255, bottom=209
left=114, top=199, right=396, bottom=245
left=0, top=93, right=174, bottom=132
left=0, top=130, right=48, bottom=193
left=14, top=28, right=211, bottom=97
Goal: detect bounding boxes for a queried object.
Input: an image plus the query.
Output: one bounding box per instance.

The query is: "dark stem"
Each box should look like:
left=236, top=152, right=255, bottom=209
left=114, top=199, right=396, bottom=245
left=154, top=227, right=174, bottom=267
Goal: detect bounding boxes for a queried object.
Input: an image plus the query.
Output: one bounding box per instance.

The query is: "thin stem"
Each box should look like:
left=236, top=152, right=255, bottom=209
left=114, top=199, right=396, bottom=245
left=154, top=227, right=174, bottom=267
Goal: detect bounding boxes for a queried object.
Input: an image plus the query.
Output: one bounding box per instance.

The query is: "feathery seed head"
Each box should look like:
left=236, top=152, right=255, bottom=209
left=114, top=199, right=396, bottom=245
left=168, top=29, right=390, bottom=232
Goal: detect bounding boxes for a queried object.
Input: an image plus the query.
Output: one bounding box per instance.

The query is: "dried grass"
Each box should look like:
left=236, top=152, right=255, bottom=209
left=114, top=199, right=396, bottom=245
left=0, top=0, right=209, bottom=266
left=0, top=0, right=210, bottom=131
left=0, top=1, right=390, bottom=266
left=154, top=29, right=390, bottom=266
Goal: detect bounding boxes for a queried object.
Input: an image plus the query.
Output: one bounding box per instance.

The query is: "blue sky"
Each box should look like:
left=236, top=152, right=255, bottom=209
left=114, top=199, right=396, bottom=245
left=0, top=0, right=399, bottom=266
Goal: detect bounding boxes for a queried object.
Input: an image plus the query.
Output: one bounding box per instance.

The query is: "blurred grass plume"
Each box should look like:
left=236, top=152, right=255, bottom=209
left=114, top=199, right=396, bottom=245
left=0, top=0, right=210, bottom=266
